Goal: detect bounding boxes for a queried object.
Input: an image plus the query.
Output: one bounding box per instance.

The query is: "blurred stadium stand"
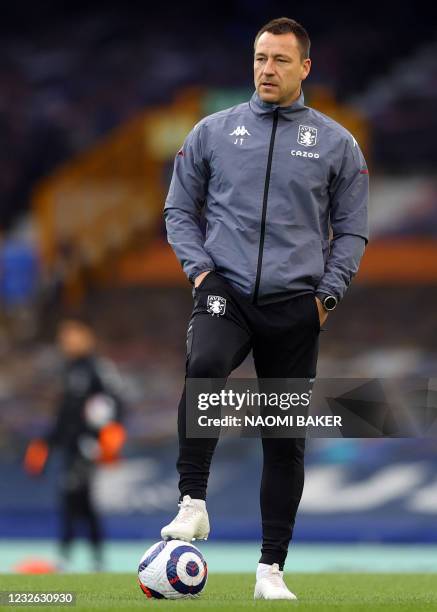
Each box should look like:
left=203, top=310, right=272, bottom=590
left=1, top=2, right=437, bottom=548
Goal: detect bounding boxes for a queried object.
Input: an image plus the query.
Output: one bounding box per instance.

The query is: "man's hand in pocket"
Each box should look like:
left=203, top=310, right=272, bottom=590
left=194, top=271, right=211, bottom=288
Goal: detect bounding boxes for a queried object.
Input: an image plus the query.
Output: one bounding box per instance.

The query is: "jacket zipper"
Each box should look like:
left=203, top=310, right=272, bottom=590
left=252, top=108, right=279, bottom=304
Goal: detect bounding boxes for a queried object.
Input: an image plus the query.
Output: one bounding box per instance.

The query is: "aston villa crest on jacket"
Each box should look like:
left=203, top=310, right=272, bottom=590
left=297, top=125, right=317, bottom=147
left=207, top=295, right=226, bottom=317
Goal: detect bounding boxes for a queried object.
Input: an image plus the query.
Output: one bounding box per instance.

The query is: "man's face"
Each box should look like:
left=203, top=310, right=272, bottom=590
left=57, top=321, right=95, bottom=358
left=254, top=32, right=311, bottom=106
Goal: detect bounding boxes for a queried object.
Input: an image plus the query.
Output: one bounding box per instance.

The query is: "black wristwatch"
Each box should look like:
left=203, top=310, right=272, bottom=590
left=318, top=294, right=338, bottom=311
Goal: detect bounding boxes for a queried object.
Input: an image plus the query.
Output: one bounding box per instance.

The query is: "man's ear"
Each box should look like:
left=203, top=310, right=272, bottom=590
left=301, top=58, right=311, bottom=81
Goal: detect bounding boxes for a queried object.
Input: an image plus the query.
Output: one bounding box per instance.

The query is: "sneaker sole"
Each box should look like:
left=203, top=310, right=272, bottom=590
left=161, top=532, right=209, bottom=542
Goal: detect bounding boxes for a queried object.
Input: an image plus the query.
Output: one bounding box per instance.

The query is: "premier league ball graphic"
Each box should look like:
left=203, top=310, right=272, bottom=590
left=137, top=540, right=208, bottom=599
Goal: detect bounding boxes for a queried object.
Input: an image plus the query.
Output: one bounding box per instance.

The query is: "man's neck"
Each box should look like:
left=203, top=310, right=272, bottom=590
left=278, top=87, right=302, bottom=107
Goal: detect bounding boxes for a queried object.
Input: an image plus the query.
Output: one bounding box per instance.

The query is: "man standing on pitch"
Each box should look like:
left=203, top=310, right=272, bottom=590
left=162, top=17, right=369, bottom=599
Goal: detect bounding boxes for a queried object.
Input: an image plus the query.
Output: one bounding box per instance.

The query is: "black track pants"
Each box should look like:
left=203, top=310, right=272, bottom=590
left=177, top=272, right=320, bottom=569
left=59, top=464, right=103, bottom=563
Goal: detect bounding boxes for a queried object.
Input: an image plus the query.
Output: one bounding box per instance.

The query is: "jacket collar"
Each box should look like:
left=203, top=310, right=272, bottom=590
left=249, top=89, right=307, bottom=119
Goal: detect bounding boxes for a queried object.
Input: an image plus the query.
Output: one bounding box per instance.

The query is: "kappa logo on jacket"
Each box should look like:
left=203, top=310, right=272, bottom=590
left=229, top=125, right=251, bottom=137
left=229, top=125, right=251, bottom=146
left=207, top=295, right=226, bottom=316
left=297, top=125, right=317, bottom=147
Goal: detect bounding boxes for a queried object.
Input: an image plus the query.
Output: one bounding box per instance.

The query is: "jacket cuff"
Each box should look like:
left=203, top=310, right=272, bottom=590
left=188, top=266, right=215, bottom=284
left=315, top=291, right=331, bottom=301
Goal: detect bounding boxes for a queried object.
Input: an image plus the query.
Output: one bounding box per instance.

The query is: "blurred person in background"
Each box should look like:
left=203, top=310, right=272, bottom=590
left=24, top=315, right=126, bottom=571
left=163, top=16, right=369, bottom=600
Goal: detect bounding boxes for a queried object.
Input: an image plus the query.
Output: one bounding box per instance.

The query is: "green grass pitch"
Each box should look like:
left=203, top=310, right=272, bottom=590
left=1, top=573, right=437, bottom=611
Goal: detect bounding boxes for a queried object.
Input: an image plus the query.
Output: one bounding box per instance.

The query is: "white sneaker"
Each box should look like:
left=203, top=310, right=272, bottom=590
left=160, top=495, right=210, bottom=542
left=254, top=563, right=297, bottom=600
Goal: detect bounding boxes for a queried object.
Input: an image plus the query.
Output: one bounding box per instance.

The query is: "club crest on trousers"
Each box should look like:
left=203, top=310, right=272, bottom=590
left=207, top=295, right=226, bottom=317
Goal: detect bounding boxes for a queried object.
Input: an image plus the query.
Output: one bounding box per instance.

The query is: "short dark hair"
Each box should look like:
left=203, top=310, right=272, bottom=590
left=254, top=17, right=311, bottom=60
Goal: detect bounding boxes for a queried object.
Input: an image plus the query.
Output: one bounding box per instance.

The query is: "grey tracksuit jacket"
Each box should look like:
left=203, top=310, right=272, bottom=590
left=164, top=90, right=369, bottom=305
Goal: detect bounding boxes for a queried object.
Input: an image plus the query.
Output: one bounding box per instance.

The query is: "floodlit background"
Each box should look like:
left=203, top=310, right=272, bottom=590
left=1, top=0, right=437, bottom=573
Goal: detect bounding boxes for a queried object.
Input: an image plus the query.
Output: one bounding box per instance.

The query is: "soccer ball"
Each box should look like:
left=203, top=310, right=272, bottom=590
left=137, top=540, right=208, bottom=599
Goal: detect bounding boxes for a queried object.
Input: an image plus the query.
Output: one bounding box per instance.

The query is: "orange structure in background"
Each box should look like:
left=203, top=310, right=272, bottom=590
left=32, top=88, right=203, bottom=302
left=358, top=239, right=437, bottom=283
